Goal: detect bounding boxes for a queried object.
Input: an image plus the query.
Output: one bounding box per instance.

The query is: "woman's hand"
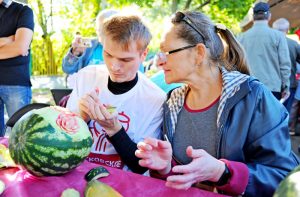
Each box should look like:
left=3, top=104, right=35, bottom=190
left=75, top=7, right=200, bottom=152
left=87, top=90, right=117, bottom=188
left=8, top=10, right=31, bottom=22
left=166, top=146, right=225, bottom=190
left=135, top=138, right=173, bottom=175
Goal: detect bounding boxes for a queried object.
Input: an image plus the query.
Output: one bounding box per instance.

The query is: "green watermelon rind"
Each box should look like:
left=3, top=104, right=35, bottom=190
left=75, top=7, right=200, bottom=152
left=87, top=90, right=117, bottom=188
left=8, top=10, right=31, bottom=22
left=8, top=107, right=93, bottom=176
left=273, top=165, right=300, bottom=197
left=85, top=166, right=110, bottom=182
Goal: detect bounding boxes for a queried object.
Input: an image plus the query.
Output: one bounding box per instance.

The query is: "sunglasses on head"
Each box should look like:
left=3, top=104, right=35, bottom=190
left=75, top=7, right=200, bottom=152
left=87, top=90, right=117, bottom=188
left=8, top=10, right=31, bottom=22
left=172, top=11, right=206, bottom=47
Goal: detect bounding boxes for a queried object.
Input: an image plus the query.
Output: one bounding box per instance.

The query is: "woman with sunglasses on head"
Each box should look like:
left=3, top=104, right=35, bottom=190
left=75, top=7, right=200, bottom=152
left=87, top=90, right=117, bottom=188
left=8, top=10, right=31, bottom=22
left=135, top=11, right=299, bottom=196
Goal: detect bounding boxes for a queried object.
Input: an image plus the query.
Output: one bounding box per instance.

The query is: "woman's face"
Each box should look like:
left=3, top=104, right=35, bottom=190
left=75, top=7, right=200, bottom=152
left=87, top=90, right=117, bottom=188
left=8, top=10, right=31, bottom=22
left=158, top=26, right=198, bottom=84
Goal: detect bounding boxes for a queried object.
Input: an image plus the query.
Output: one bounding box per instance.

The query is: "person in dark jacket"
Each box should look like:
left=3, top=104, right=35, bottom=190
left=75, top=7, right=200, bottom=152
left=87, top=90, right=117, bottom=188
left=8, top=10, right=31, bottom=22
left=272, top=18, right=300, bottom=113
left=135, top=10, right=300, bottom=197
left=272, top=18, right=300, bottom=136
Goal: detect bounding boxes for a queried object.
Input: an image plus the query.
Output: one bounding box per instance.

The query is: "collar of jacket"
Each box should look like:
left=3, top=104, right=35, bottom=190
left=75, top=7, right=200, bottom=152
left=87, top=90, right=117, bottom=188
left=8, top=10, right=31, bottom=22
left=252, top=21, right=270, bottom=29
left=164, top=67, right=252, bottom=143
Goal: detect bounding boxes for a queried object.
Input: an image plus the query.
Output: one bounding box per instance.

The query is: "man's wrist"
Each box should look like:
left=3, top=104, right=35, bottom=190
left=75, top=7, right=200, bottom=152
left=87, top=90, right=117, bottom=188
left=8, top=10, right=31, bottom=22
left=106, top=123, right=122, bottom=137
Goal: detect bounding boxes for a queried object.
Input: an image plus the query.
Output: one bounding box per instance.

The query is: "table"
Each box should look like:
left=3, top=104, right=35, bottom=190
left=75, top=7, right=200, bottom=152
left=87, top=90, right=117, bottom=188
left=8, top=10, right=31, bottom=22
left=0, top=138, right=227, bottom=197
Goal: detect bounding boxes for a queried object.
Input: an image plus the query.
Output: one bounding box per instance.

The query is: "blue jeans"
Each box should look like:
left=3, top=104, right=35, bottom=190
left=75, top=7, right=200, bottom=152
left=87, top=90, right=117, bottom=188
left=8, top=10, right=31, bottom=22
left=0, top=85, right=32, bottom=136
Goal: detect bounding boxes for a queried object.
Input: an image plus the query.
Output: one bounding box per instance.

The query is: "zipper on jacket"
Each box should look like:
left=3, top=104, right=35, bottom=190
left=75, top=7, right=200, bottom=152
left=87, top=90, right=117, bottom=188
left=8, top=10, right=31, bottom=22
left=164, top=134, right=183, bottom=165
left=216, top=110, right=230, bottom=159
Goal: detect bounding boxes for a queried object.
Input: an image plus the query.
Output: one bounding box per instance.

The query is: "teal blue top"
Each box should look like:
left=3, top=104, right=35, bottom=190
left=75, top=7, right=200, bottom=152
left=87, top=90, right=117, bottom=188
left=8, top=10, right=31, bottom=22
left=150, top=71, right=182, bottom=93
left=88, top=44, right=104, bottom=65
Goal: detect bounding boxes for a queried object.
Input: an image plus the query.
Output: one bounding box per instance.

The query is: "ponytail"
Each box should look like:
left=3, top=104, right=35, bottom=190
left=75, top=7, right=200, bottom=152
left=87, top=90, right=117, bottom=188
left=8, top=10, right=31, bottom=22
left=217, top=27, right=250, bottom=75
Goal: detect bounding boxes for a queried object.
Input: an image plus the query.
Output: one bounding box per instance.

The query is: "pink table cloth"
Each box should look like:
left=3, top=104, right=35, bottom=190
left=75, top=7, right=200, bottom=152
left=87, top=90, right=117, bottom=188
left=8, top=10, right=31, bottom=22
left=0, top=138, right=227, bottom=197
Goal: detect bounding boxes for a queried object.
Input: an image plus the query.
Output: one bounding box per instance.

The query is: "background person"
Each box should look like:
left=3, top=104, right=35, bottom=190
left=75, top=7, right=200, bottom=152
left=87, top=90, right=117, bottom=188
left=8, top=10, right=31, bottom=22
left=272, top=18, right=300, bottom=113
left=0, top=0, right=34, bottom=136
left=62, top=9, right=118, bottom=75
left=238, top=2, right=291, bottom=100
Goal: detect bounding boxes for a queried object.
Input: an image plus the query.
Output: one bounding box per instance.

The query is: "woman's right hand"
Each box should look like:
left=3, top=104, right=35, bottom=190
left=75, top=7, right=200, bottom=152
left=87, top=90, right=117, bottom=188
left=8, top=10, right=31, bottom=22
left=135, top=137, right=173, bottom=175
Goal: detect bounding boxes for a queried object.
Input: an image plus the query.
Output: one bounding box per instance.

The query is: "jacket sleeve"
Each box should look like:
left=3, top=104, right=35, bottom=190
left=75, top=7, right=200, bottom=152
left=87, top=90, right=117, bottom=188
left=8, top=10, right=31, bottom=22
left=216, top=159, right=249, bottom=196
left=62, top=48, right=86, bottom=74
left=278, top=35, right=291, bottom=90
left=244, top=84, right=299, bottom=197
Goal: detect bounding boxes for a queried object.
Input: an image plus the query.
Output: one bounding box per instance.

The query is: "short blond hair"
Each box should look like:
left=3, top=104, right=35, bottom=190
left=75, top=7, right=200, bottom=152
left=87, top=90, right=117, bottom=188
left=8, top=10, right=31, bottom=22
left=101, top=14, right=152, bottom=51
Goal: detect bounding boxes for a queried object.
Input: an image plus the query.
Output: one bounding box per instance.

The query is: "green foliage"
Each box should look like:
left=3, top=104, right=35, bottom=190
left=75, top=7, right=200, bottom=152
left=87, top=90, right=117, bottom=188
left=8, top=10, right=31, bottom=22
left=106, top=0, right=156, bottom=7
left=28, top=0, right=254, bottom=76
left=214, top=0, right=253, bottom=21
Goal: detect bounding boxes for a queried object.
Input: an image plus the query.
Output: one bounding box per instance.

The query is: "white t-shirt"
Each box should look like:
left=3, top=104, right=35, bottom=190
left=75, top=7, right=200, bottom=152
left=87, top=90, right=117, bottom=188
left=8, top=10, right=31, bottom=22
left=66, top=66, right=166, bottom=171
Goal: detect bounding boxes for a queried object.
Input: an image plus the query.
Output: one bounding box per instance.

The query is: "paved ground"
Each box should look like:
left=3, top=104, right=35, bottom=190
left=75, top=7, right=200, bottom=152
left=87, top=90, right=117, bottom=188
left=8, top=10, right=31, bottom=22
left=4, top=76, right=67, bottom=136
left=31, top=75, right=67, bottom=104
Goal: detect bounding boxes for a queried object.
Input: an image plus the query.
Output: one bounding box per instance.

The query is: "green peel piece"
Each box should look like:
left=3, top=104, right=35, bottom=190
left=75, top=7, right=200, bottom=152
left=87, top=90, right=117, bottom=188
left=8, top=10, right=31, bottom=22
left=85, top=166, right=110, bottom=182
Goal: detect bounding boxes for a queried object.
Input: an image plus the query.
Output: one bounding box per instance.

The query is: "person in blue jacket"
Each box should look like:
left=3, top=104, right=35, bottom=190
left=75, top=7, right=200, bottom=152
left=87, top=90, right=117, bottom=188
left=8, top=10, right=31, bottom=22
left=135, top=11, right=300, bottom=197
left=62, top=9, right=117, bottom=75
left=62, top=9, right=144, bottom=74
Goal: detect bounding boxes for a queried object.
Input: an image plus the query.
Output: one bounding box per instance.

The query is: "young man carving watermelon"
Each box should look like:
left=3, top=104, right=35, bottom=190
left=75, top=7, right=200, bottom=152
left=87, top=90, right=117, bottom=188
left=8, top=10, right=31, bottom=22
left=66, top=11, right=166, bottom=174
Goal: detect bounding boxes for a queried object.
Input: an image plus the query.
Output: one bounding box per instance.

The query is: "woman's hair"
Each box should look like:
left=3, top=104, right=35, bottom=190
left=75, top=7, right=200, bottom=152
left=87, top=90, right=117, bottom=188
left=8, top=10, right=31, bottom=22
left=171, top=11, right=249, bottom=75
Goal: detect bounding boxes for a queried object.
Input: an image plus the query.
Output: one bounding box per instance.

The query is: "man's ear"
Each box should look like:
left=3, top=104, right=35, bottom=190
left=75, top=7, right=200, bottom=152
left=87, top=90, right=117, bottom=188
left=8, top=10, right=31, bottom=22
left=141, top=48, right=149, bottom=62
left=195, top=43, right=206, bottom=65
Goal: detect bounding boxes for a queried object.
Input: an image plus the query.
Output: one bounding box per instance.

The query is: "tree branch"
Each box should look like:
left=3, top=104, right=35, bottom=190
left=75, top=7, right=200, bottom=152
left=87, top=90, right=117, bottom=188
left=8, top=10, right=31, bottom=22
left=193, top=0, right=211, bottom=11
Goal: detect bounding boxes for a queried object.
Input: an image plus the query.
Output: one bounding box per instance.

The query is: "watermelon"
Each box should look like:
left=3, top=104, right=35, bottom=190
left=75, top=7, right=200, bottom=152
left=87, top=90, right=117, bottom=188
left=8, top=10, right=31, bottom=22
left=9, top=106, right=93, bottom=176
left=273, top=165, right=300, bottom=197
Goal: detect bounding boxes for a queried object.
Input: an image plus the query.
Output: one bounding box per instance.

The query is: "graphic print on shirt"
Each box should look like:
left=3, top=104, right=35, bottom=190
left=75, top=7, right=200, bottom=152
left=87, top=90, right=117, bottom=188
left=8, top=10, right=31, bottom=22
left=87, top=110, right=131, bottom=168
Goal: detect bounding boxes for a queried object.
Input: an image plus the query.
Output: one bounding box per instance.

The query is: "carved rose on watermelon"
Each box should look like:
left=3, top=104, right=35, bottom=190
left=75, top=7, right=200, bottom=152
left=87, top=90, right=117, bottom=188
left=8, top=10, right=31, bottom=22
left=56, top=113, right=80, bottom=134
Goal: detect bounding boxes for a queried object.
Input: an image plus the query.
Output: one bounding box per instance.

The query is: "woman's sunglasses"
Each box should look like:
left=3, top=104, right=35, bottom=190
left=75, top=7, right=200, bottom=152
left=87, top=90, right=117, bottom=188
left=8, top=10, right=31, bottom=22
left=172, top=11, right=206, bottom=47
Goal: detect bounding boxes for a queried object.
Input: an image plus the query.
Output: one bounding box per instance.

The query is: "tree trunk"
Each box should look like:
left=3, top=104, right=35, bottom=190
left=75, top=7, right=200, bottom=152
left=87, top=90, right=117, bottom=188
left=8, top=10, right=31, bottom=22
left=35, top=0, right=56, bottom=75
left=101, top=0, right=108, bottom=9
left=184, top=0, right=193, bottom=10
left=171, top=0, right=179, bottom=13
